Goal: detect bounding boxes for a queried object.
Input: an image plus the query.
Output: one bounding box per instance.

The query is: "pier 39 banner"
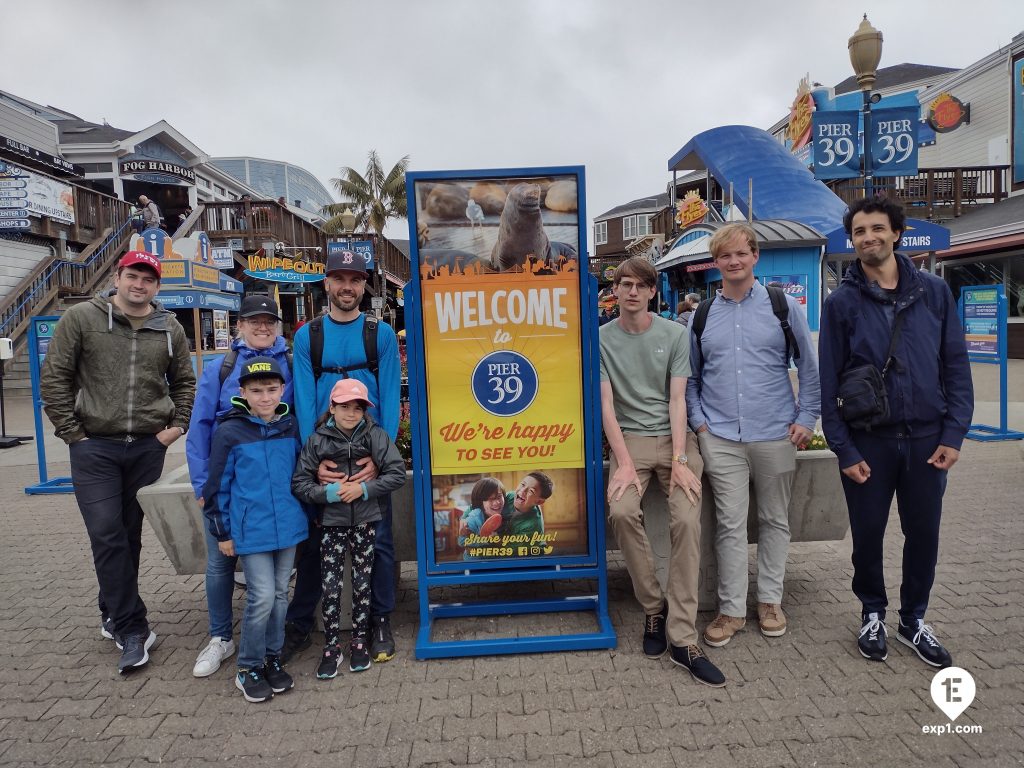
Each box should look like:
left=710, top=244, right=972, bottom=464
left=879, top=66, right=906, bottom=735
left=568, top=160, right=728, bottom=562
left=407, top=168, right=595, bottom=568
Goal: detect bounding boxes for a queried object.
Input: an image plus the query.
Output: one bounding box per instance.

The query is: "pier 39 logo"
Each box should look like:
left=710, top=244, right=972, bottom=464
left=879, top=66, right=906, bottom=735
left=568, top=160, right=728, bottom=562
left=471, top=351, right=538, bottom=417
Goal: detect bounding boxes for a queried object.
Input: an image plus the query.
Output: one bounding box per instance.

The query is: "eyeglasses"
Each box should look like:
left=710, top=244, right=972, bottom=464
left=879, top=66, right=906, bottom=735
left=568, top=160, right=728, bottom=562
left=617, top=280, right=650, bottom=293
left=243, top=318, right=277, bottom=328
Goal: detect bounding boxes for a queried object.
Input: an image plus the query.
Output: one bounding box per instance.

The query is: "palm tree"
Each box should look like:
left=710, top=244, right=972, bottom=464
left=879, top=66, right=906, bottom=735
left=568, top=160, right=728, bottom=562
left=322, top=150, right=410, bottom=236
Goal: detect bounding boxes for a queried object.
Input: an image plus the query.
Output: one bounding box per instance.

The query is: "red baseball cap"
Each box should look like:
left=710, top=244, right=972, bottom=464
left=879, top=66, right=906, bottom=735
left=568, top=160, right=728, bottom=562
left=118, top=251, right=162, bottom=278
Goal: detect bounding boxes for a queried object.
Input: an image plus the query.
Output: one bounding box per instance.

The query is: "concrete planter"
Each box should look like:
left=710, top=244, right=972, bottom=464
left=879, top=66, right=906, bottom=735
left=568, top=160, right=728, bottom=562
left=138, top=450, right=846, bottom=609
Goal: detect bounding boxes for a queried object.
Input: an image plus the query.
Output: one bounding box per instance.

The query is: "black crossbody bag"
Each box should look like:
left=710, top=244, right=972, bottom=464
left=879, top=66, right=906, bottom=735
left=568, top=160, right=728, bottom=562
left=837, top=310, right=906, bottom=430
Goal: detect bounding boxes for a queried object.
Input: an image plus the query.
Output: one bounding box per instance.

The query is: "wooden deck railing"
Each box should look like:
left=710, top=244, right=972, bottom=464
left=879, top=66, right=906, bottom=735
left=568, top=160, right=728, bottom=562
left=182, top=200, right=327, bottom=251
left=828, top=165, right=1009, bottom=219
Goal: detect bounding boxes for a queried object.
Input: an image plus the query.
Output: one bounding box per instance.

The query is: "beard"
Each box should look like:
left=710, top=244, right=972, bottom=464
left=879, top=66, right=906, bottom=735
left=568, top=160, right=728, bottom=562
left=328, top=290, right=360, bottom=312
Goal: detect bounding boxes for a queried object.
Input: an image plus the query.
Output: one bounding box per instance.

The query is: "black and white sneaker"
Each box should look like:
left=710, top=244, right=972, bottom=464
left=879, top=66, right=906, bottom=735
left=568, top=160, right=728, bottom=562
left=858, top=612, right=888, bottom=661
left=100, top=616, right=115, bottom=641
left=317, top=645, right=342, bottom=680
left=897, top=618, right=952, bottom=668
left=642, top=603, right=668, bottom=659
left=263, top=655, right=293, bottom=693
left=117, top=630, right=156, bottom=673
left=235, top=667, right=273, bottom=703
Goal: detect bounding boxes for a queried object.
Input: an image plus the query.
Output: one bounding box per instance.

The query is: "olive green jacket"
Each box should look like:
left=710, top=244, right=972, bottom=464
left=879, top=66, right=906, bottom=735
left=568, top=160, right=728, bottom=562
left=40, top=291, right=196, bottom=444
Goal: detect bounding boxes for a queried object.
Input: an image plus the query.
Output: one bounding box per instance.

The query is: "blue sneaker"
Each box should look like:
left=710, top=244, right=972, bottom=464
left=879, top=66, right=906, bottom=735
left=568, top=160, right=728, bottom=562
left=897, top=618, right=952, bottom=668
left=117, top=630, right=156, bottom=673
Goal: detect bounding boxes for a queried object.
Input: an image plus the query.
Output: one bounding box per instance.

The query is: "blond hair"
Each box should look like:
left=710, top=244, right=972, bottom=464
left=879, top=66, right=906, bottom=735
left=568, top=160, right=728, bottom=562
left=709, top=223, right=759, bottom=259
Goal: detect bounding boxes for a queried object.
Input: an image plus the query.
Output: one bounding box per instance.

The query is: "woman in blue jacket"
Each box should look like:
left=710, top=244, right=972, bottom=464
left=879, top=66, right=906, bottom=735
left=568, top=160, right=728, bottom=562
left=186, top=295, right=293, bottom=678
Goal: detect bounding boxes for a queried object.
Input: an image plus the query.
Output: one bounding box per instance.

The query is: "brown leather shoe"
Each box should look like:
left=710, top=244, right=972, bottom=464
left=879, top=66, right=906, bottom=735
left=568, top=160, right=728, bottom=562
left=702, top=614, right=746, bottom=647
left=757, top=602, right=787, bottom=637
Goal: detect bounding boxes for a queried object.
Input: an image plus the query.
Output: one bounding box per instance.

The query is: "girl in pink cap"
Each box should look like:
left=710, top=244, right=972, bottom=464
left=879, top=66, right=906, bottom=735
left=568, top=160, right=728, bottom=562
left=290, top=378, right=405, bottom=679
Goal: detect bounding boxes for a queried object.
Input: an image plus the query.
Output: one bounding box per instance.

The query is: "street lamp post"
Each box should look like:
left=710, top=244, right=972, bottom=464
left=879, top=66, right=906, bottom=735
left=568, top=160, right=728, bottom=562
left=849, top=14, right=883, bottom=198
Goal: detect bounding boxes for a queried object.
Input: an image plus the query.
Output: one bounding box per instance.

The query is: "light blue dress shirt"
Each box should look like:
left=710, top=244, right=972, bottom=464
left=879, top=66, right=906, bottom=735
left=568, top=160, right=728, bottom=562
left=686, top=281, right=820, bottom=442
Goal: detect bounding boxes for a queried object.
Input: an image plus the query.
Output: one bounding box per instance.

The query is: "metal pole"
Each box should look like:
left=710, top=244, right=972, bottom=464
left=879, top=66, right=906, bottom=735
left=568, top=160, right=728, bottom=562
left=863, top=89, right=874, bottom=198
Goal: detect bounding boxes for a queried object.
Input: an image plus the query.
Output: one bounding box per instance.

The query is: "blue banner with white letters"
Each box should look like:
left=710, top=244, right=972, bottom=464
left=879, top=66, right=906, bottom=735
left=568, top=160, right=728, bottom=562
left=870, top=107, right=919, bottom=177
left=812, top=111, right=860, bottom=179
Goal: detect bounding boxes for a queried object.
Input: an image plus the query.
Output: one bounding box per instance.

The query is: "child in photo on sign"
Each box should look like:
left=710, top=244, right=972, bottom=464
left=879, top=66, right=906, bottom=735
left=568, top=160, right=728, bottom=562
left=291, top=378, right=405, bottom=680
left=457, top=477, right=506, bottom=559
left=203, top=356, right=311, bottom=704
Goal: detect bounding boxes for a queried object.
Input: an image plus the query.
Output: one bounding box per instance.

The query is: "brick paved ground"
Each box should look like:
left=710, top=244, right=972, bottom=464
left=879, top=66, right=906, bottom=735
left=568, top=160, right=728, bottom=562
left=0, top=367, right=1022, bottom=767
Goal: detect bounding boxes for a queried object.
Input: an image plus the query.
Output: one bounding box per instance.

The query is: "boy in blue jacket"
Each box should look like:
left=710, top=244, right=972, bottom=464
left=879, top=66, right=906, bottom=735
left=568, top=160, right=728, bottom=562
left=204, top=356, right=311, bottom=703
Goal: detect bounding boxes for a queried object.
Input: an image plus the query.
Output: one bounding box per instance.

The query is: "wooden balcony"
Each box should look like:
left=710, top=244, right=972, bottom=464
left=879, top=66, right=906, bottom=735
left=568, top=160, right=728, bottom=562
left=828, top=165, right=1009, bottom=220
left=191, top=200, right=326, bottom=252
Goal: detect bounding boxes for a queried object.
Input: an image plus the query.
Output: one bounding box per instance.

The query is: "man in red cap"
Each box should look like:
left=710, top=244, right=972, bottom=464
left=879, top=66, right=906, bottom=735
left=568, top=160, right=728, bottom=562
left=41, top=251, right=195, bottom=673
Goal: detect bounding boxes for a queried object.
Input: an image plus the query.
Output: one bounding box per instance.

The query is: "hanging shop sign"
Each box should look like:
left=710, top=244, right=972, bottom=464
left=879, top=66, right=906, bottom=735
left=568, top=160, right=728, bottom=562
left=244, top=249, right=326, bottom=283
left=1, top=134, right=79, bottom=176
left=675, top=191, right=709, bottom=228
left=119, top=159, right=196, bottom=184
left=405, top=165, right=613, bottom=658
left=927, top=92, right=970, bottom=133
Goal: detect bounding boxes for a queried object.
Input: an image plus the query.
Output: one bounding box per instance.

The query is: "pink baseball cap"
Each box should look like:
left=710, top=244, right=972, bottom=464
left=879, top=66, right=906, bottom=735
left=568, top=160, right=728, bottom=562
left=330, top=378, right=373, bottom=407
left=118, top=250, right=162, bottom=277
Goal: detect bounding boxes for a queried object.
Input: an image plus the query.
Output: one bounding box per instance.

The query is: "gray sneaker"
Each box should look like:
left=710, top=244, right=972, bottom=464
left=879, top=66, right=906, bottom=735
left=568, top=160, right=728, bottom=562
left=118, top=630, right=156, bottom=673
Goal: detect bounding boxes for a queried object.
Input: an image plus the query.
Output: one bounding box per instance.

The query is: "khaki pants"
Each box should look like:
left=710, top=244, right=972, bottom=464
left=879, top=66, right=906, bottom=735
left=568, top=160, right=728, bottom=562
left=698, top=432, right=795, bottom=617
left=608, top=432, right=703, bottom=647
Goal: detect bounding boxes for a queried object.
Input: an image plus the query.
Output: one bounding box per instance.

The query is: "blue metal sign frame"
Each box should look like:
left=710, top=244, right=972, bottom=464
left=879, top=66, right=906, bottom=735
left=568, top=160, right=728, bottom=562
left=405, top=165, right=615, bottom=658
left=959, top=285, right=1024, bottom=441
left=25, top=316, right=75, bottom=494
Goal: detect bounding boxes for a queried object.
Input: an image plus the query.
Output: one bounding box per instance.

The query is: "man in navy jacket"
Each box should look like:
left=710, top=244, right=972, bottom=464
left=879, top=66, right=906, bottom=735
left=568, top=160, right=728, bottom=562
left=819, top=197, right=972, bottom=669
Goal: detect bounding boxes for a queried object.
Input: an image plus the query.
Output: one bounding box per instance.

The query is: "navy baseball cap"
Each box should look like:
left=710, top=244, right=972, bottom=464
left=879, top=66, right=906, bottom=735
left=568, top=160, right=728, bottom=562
left=325, top=249, right=368, bottom=277
left=238, top=356, right=285, bottom=385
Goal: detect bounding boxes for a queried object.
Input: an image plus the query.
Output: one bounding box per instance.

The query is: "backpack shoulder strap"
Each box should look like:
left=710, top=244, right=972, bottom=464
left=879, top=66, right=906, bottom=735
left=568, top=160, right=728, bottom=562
left=218, top=348, right=238, bottom=387
left=691, top=296, right=714, bottom=370
left=309, top=316, right=325, bottom=382
left=766, top=285, right=800, bottom=362
left=362, top=314, right=379, bottom=378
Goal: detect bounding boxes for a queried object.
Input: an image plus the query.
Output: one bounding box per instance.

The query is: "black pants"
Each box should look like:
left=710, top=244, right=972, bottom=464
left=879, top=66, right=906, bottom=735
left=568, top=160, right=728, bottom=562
left=841, top=431, right=947, bottom=623
left=69, top=435, right=167, bottom=637
left=286, top=497, right=395, bottom=634
left=320, top=523, right=376, bottom=647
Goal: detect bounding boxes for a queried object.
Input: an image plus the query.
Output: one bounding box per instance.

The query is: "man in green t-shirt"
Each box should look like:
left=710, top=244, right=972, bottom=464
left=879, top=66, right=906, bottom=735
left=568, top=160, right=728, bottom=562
left=599, top=256, right=725, bottom=688
left=501, top=471, right=552, bottom=537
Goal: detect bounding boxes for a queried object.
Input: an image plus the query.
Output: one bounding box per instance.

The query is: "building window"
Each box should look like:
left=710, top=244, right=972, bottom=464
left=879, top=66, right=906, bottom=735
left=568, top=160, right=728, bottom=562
left=594, top=221, right=607, bottom=245
left=622, top=214, right=651, bottom=240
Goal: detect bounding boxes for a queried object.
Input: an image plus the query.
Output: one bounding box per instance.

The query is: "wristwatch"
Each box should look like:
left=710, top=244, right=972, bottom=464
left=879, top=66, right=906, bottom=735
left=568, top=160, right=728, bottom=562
left=674, top=454, right=688, bottom=465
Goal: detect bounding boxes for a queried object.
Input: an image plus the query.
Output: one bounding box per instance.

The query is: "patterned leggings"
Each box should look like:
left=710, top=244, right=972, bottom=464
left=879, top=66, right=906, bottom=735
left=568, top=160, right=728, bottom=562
left=320, top=523, right=376, bottom=647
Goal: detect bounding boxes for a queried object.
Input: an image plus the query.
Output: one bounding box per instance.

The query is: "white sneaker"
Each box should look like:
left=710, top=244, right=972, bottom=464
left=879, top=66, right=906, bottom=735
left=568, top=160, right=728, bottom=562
left=193, top=637, right=236, bottom=678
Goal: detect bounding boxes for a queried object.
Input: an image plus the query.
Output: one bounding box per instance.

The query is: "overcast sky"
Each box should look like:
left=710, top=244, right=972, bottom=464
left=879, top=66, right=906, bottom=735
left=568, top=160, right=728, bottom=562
left=9, top=1, right=1022, bottom=247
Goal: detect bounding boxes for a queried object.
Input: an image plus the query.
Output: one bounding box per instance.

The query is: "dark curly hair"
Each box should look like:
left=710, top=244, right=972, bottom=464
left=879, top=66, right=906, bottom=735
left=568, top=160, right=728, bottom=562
left=842, top=196, right=906, bottom=244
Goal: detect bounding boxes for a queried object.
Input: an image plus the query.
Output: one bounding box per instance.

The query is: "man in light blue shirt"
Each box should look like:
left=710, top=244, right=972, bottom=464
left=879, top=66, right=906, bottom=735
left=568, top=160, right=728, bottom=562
left=686, top=223, right=820, bottom=647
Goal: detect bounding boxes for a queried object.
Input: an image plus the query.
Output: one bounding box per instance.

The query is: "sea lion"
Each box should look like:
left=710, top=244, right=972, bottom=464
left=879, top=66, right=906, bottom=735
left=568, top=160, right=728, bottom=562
left=490, top=183, right=551, bottom=271
left=544, top=180, right=577, bottom=213
left=424, top=183, right=469, bottom=220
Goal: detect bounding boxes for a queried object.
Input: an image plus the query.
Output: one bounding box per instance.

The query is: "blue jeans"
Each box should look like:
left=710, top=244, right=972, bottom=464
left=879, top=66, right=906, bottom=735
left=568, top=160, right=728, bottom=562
left=286, top=497, right=395, bottom=633
left=238, top=547, right=296, bottom=670
left=204, top=526, right=237, bottom=641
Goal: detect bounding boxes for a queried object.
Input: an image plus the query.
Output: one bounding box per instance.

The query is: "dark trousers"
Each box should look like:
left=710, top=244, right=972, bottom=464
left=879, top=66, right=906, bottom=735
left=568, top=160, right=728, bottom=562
left=320, top=523, right=376, bottom=647
left=286, top=496, right=395, bottom=633
left=841, top=431, right=947, bottom=623
left=69, top=435, right=168, bottom=637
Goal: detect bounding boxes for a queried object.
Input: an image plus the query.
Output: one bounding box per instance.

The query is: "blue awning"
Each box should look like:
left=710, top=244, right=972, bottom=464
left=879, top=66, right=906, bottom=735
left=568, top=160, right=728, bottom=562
left=667, top=125, right=848, bottom=234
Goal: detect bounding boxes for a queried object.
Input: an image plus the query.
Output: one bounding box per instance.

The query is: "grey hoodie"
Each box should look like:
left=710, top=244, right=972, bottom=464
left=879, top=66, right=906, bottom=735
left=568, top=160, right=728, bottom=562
left=40, top=290, right=196, bottom=443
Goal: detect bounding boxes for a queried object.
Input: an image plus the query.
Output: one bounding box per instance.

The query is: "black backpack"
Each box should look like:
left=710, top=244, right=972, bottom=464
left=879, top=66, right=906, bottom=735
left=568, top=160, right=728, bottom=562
left=691, top=285, right=800, bottom=370
left=308, top=313, right=379, bottom=382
